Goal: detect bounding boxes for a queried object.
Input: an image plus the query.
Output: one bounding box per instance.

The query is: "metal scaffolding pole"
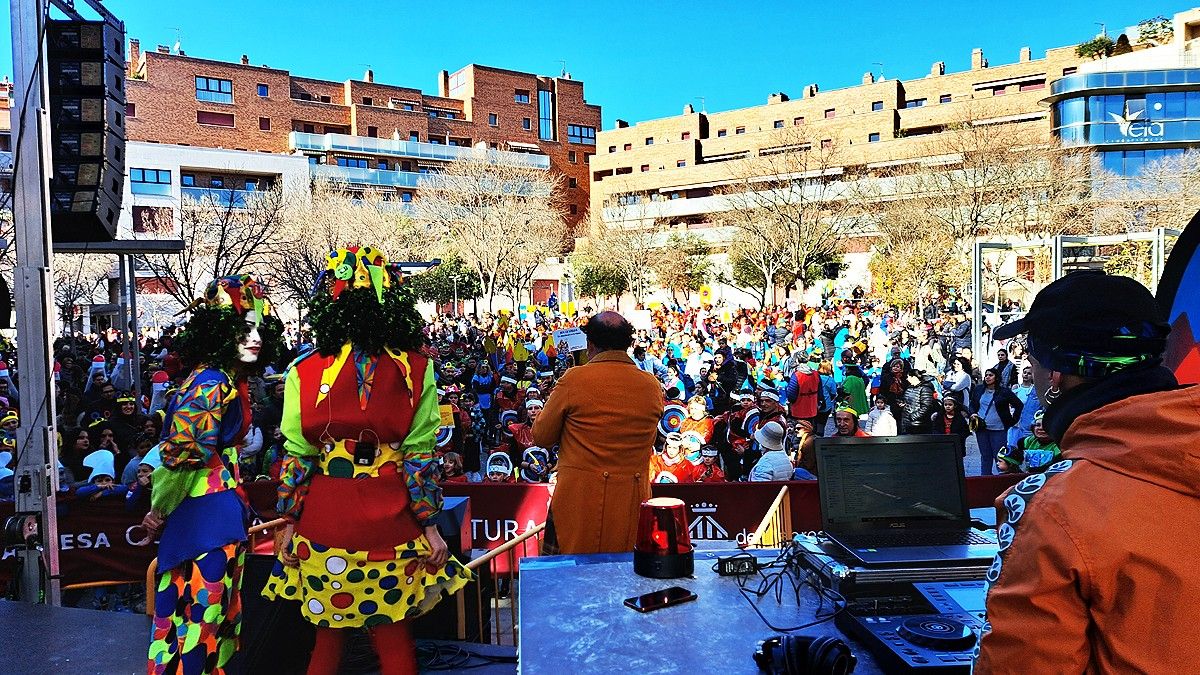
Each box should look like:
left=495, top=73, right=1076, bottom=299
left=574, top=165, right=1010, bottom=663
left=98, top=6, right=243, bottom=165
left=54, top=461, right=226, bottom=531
left=971, top=240, right=983, bottom=361
left=10, top=0, right=61, bottom=605
left=126, top=255, right=142, bottom=401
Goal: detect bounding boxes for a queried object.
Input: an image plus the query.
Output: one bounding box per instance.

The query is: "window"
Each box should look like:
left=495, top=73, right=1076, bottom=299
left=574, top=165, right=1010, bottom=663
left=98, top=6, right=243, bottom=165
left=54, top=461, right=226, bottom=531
left=793, top=117, right=804, bottom=126
left=904, top=98, right=927, bottom=108
left=868, top=132, right=881, bottom=143
left=538, top=89, right=555, bottom=140
left=645, top=137, right=654, bottom=145
left=735, top=126, right=745, bottom=134
left=567, top=124, right=595, bottom=145
left=446, top=112, right=457, bottom=120
left=130, top=168, right=171, bottom=191
left=132, top=206, right=172, bottom=233
left=717, top=129, right=727, bottom=137
left=640, top=164, right=649, bottom=172
left=871, top=101, right=883, bottom=111
left=195, top=76, right=232, bottom=103
left=401, top=192, right=413, bottom=202
left=1063, top=66, right=1078, bottom=76
left=373, top=160, right=386, bottom=170
left=257, top=83, right=269, bottom=97
left=681, top=131, right=691, bottom=140
left=429, top=138, right=441, bottom=145
left=676, top=160, right=687, bottom=167
left=514, top=89, right=531, bottom=104
left=939, top=93, right=952, bottom=104
left=319, top=95, right=331, bottom=103
left=126, top=102, right=136, bottom=117
left=584, top=154, right=591, bottom=164
left=824, top=108, right=835, bottom=119
left=258, top=117, right=270, bottom=131
left=244, top=178, right=259, bottom=191
left=401, top=161, right=412, bottom=171
left=608, top=145, right=617, bottom=153
left=623, top=143, right=632, bottom=151
left=1018, top=80, right=1046, bottom=92
left=522, top=118, right=532, bottom=131
left=820, top=139, right=832, bottom=149
left=336, top=157, right=369, bottom=168
left=410, top=132, right=419, bottom=142
left=210, top=176, right=225, bottom=188
left=489, top=113, right=498, bottom=126
left=773, top=120, right=784, bottom=128
left=181, top=173, right=195, bottom=187
left=303, top=123, right=315, bottom=133
left=568, top=177, right=577, bottom=188
left=992, top=86, right=1006, bottom=96
left=568, top=150, right=577, bottom=163
left=362, top=96, right=373, bottom=106
left=428, top=111, right=437, bottom=118
left=197, top=110, right=235, bottom=127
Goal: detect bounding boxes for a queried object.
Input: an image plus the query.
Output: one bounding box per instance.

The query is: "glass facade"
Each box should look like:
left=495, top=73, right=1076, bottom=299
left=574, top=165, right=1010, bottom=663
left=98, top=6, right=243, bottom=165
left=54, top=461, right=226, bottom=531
left=1047, top=68, right=1200, bottom=177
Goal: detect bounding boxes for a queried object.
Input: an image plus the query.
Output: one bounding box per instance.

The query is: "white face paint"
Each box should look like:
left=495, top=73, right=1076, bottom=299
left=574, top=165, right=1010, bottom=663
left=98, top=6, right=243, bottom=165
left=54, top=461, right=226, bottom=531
left=237, top=325, right=262, bottom=364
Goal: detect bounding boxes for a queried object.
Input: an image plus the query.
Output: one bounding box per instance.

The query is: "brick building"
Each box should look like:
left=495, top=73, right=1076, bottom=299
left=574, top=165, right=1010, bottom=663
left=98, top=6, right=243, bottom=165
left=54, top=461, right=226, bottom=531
left=124, top=40, right=601, bottom=232
left=588, top=44, right=1092, bottom=305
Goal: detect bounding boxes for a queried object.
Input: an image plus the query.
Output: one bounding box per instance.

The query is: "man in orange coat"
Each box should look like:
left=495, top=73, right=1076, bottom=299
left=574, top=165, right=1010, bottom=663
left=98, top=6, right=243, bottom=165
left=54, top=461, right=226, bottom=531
left=977, top=272, right=1200, bottom=673
left=533, top=312, right=663, bottom=554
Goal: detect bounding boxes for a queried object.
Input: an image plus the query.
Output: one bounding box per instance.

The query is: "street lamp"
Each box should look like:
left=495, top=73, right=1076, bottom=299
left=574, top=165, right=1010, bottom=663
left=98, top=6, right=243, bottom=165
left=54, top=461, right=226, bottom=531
left=452, top=274, right=461, bottom=317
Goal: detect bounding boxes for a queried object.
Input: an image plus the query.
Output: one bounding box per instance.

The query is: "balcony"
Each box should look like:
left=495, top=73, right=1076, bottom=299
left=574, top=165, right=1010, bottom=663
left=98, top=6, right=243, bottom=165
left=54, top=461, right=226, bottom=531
left=289, top=131, right=551, bottom=169
left=181, top=186, right=261, bottom=208
left=311, top=164, right=424, bottom=188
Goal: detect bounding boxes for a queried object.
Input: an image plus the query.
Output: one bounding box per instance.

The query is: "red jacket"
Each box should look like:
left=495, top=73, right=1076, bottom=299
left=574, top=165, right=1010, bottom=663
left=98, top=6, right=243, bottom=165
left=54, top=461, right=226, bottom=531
left=976, top=384, right=1200, bottom=673
left=788, top=370, right=820, bottom=419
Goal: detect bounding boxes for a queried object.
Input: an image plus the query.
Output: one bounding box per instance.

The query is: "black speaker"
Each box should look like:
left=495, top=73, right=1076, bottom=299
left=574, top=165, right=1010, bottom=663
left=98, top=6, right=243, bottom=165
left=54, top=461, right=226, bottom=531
left=46, top=19, right=125, bottom=242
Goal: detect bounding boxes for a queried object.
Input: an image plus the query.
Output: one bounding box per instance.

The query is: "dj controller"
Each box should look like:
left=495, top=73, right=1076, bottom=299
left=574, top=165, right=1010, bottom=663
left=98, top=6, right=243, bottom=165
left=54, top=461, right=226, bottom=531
left=793, top=535, right=991, bottom=673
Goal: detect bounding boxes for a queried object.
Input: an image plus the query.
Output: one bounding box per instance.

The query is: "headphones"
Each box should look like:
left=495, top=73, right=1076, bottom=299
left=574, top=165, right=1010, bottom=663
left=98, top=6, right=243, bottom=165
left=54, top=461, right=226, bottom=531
left=753, top=635, right=856, bottom=675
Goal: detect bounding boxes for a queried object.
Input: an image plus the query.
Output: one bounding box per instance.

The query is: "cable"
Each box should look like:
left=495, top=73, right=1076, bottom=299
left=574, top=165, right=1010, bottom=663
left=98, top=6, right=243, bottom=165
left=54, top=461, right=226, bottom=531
left=415, top=640, right=518, bottom=671
left=730, top=539, right=847, bottom=634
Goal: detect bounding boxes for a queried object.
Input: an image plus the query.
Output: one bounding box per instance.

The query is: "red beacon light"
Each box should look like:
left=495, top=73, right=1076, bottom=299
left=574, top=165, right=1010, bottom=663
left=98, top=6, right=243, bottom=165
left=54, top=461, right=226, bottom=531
left=633, top=497, right=694, bottom=578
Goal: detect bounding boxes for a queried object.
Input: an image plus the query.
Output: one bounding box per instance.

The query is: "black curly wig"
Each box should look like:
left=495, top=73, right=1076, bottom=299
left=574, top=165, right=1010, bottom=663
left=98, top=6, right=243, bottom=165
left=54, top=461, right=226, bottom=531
left=308, top=281, right=425, bottom=356
left=174, top=305, right=285, bottom=374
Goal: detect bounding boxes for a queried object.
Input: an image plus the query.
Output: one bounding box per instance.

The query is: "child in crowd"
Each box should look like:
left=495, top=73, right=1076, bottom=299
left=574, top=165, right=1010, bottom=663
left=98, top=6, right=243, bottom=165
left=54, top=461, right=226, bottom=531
left=996, top=411, right=1062, bottom=474
left=76, top=450, right=128, bottom=501
left=125, top=445, right=161, bottom=513
left=441, top=451, right=468, bottom=483
left=694, top=445, right=725, bottom=483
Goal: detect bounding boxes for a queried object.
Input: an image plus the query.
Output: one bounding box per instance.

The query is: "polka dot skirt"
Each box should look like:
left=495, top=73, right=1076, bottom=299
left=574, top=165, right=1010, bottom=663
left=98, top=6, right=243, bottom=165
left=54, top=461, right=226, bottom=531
left=263, top=533, right=471, bottom=629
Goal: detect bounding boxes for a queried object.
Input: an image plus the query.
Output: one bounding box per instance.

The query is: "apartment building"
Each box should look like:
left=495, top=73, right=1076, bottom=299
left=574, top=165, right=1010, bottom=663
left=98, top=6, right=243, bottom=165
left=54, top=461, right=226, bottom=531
left=123, top=40, right=601, bottom=232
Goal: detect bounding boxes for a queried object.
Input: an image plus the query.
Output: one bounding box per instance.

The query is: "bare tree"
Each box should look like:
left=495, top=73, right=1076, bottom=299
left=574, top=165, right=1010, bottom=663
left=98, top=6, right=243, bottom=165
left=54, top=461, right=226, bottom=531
left=139, top=184, right=289, bottom=308
left=715, top=128, right=860, bottom=297
left=53, top=253, right=112, bottom=334
left=268, top=180, right=426, bottom=306
left=651, top=233, right=711, bottom=304
left=412, top=150, right=564, bottom=311
left=583, top=209, right=657, bottom=305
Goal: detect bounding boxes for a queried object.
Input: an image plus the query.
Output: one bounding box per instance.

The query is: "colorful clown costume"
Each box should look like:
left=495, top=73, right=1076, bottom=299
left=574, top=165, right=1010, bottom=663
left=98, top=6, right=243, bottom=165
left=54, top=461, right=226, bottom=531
left=149, top=367, right=253, bottom=674
left=263, top=344, right=471, bottom=628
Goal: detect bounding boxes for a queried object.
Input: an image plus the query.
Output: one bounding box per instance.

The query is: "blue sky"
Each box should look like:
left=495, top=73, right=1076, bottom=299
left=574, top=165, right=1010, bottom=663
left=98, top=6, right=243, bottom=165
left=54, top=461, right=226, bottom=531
left=0, top=1, right=1173, bottom=125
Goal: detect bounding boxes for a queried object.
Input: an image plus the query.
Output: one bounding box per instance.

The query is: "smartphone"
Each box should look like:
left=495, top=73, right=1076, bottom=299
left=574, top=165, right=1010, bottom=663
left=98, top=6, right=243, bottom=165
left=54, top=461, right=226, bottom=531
left=624, top=586, right=697, bottom=613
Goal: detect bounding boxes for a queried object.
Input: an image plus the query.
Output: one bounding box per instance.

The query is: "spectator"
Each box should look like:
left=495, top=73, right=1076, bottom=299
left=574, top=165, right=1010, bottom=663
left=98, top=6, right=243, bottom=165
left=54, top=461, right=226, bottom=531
left=76, top=450, right=128, bottom=501
left=864, top=395, right=897, bottom=436
left=749, top=421, right=792, bottom=481
left=900, top=368, right=938, bottom=434
left=991, top=348, right=1018, bottom=389
left=533, top=311, right=663, bottom=555
left=840, top=359, right=870, bottom=417
left=931, top=396, right=971, bottom=446
left=694, top=445, right=725, bottom=482
left=943, top=357, right=973, bottom=405
left=968, top=367, right=1024, bottom=475
left=995, top=411, right=1061, bottom=474
left=784, top=360, right=820, bottom=428
left=832, top=406, right=868, bottom=437
left=649, top=433, right=698, bottom=483
left=791, top=420, right=818, bottom=479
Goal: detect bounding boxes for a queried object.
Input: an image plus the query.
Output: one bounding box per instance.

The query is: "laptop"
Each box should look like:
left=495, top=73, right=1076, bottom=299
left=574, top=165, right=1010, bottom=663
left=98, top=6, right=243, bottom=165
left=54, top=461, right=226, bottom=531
left=814, top=435, right=999, bottom=567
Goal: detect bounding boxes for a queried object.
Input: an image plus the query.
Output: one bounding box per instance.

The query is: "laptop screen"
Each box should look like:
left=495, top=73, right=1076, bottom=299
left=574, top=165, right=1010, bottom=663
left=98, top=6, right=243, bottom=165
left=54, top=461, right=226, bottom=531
left=815, top=435, right=968, bottom=532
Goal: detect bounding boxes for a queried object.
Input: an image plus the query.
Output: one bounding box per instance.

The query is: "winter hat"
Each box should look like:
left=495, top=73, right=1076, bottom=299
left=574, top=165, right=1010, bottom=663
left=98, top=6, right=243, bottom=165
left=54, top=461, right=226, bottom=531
left=82, top=450, right=116, bottom=481
left=1, top=411, right=18, bottom=426
left=486, top=451, right=514, bottom=476
left=754, top=421, right=786, bottom=451
left=525, top=399, right=545, bottom=410
left=139, top=444, right=163, bottom=471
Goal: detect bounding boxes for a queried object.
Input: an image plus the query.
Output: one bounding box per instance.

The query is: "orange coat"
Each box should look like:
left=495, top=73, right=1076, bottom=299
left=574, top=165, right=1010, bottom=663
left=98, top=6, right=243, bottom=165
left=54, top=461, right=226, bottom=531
left=976, top=384, right=1200, bottom=674
left=533, top=350, right=663, bottom=554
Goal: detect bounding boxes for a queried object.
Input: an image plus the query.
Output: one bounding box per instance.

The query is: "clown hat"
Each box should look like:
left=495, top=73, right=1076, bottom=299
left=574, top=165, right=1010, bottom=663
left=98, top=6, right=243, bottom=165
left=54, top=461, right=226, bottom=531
left=82, top=450, right=116, bottom=481
left=139, top=444, right=163, bottom=471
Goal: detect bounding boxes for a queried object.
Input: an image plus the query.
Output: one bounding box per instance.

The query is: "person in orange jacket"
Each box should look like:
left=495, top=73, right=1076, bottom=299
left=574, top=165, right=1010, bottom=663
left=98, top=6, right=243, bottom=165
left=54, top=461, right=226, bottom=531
left=976, top=272, right=1200, bottom=674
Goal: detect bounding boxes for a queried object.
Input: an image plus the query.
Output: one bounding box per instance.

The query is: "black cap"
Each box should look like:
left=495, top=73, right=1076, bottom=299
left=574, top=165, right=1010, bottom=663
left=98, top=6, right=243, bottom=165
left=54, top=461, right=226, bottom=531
left=993, top=271, right=1169, bottom=349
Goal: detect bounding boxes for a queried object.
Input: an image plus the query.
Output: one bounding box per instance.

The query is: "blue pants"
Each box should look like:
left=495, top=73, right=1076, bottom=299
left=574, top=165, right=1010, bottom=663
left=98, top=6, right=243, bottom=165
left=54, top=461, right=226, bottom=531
left=976, top=429, right=1007, bottom=476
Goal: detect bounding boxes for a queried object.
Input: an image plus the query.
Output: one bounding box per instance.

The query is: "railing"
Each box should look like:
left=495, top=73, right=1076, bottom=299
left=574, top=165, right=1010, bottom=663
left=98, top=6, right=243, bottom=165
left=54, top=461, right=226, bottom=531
left=745, top=485, right=792, bottom=548
left=311, top=164, right=424, bottom=188
left=144, top=517, right=289, bottom=617
left=454, top=522, right=546, bottom=647
left=181, top=186, right=260, bottom=208
left=0, top=150, right=13, bottom=172
left=130, top=182, right=172, bottom=196
left=289, top=131, right=551, bottom=169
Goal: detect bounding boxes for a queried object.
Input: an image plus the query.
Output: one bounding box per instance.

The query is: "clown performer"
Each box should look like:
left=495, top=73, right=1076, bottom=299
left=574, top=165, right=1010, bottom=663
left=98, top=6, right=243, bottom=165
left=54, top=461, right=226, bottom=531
left=138, top=275, right=284, bottom=675
left=263, top=247, right=471, bottom=675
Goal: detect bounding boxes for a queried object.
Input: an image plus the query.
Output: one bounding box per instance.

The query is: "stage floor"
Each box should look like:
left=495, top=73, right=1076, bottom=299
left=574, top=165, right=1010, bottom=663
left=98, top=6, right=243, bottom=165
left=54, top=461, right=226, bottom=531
left=0, top=600, right=150, bottom=674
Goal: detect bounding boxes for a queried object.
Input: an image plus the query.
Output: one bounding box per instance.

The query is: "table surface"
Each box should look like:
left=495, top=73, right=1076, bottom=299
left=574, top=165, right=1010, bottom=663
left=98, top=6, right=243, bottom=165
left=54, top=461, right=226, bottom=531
left=0, top=601, right=150, bottom=674
left=519, top=549, right=885, bottom=675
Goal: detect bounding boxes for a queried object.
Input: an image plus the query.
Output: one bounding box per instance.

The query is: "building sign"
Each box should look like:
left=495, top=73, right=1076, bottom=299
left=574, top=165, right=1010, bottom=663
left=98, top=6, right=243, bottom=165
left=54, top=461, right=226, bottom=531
left=1108, top=110, right=1165, bottom=141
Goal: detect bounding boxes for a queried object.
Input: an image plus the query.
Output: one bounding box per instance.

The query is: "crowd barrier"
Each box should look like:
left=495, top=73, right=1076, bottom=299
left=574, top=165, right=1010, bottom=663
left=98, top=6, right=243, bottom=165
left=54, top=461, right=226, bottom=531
left=0, top=475, right=1023, bottom=588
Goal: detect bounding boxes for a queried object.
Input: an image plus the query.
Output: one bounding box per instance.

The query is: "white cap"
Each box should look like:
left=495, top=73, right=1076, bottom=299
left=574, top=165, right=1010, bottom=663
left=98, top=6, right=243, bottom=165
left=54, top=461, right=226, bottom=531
left=139, top=444, right=163, bottom=471
left=754, top=421, right=787, bottom=452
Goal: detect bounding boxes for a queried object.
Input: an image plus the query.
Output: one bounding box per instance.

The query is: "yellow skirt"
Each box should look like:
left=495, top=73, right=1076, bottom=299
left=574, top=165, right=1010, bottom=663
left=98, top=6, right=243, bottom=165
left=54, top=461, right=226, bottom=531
left=263, top=532, right=471, bottom=629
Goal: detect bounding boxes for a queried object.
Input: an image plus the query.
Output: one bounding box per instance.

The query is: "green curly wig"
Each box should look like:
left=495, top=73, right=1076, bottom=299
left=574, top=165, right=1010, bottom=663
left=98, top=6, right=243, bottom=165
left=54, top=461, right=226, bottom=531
left=307, top=282, right=425, bottom=356
left=174, top=305, right=285, bottom=374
